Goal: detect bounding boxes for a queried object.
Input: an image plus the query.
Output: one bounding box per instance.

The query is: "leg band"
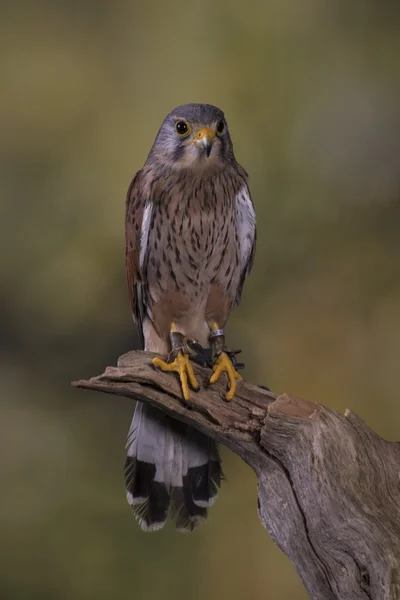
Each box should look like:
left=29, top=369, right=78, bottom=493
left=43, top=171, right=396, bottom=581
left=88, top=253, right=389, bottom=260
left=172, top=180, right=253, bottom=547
left=169, top=331, right=185, bottom=354
left=210, top=329, right=226, bottom=358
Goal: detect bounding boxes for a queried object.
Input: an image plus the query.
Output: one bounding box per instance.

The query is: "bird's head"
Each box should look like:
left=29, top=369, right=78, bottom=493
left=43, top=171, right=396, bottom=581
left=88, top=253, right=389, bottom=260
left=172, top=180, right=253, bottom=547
left=148, top=104, right=236, bottom=172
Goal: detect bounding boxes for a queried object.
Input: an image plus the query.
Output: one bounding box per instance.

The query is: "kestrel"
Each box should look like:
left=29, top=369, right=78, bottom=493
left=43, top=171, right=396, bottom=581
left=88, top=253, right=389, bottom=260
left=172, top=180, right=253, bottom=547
left=125, top=104, right=256, bottom=531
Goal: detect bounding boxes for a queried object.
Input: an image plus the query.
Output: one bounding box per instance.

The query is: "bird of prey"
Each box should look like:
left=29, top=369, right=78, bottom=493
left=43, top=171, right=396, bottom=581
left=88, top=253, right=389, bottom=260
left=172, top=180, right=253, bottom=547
left=125, top=103, right=256, bottom=532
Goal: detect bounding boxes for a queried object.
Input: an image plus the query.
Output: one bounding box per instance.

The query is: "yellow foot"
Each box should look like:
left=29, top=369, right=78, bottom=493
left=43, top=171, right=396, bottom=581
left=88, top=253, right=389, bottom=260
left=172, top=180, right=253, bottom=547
left=152, top=351, right=200, bottom=401
left=209, top=351, right=243, bottom=401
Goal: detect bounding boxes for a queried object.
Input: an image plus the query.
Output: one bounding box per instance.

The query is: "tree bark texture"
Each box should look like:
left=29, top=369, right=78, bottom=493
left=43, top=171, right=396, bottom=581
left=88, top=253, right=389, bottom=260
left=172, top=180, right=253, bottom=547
left=73, top=350, right=400, bottom=599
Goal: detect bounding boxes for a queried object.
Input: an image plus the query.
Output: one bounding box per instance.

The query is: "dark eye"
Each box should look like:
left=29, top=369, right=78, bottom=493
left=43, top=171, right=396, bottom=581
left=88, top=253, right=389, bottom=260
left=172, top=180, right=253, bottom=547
left=176, top=120, right=190, bottom=136
left=216, top=120, right=225, bottom=135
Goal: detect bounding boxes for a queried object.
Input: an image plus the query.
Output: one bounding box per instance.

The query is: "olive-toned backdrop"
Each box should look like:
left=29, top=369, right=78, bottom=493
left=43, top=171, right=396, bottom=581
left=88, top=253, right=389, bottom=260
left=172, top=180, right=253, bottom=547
left=2, top=1, right=400, bottom=598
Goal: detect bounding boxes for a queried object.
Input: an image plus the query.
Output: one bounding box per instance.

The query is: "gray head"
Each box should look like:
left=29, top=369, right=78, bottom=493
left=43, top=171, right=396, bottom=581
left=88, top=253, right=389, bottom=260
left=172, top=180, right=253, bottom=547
left=147, top=104, right=236, bottom=172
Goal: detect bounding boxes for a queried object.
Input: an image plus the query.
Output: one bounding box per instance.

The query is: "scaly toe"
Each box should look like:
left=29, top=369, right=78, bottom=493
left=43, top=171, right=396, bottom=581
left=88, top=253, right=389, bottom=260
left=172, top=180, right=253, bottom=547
left=152, top=356, right=170, bottom=370
left=152, top=352, right=199, bottom=401
left=209, top=351, right=243, bottom=401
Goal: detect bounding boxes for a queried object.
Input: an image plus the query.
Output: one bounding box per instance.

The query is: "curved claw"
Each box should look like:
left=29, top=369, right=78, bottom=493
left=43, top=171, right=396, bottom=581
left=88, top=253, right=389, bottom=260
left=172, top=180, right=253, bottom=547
left=209, top=351, right=243, bottom=401
left=153, top=351, right=200, bottom=401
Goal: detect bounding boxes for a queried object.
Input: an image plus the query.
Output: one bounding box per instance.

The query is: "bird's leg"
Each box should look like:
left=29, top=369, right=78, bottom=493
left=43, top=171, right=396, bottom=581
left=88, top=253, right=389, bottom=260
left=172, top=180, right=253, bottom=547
left=152, top=323, right=200, bottom=401
left=208, top=321, right=243, bottom=401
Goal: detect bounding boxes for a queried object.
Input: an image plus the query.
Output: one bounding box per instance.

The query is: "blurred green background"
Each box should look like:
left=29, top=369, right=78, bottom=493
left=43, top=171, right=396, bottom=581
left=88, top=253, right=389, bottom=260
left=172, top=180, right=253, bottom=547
left=1, top=0, right=400, bottom=598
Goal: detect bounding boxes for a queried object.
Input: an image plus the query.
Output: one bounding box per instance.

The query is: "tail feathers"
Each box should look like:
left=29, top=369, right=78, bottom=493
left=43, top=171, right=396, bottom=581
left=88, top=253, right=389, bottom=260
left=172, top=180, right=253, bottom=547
left=171, top=487, right=207, bottom=532
left=184, top=429, right=221, bottom=508
left=187, top=459, right=221, bottom=508
left=125, top=402, right=222, bottom=532
left=125, top=458, right=172, bottom=531
left=173, top=452, right=222, bottom=532
left=125, top=403, right=170, bottom=531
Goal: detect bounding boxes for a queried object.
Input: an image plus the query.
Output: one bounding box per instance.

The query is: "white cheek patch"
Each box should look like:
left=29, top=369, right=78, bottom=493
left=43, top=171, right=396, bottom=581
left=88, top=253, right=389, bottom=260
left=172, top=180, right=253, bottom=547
left=175, top=142, right=222, bottom=171
left=178, top=143, right=198, bottom=168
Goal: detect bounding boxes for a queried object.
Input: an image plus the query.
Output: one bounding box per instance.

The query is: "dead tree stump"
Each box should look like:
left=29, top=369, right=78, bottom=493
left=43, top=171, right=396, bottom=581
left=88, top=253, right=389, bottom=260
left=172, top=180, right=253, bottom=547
left=73, top=350, right=400, bottom=599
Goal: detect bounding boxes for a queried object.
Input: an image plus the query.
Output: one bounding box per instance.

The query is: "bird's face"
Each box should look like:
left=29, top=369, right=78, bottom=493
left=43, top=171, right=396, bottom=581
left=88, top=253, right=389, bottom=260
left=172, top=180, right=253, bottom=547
left=149, top=104, right=235, bottom=172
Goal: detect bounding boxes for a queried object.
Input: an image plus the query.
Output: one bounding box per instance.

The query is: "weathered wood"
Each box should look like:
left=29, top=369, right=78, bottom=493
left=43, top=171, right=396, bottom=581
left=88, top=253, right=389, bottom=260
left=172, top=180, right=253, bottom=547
left=73, top=350, right=400, bottom=599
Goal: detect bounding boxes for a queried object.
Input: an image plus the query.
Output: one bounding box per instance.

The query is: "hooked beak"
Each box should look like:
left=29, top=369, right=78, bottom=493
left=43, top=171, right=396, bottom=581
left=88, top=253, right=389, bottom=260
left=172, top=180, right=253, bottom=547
left=193, top=127, right=215, bottom=157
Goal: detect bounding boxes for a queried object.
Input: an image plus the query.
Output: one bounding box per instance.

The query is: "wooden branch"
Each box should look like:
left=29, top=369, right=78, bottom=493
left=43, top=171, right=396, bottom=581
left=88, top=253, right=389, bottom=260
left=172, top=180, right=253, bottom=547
left=73, top=350, right=400, bottom=599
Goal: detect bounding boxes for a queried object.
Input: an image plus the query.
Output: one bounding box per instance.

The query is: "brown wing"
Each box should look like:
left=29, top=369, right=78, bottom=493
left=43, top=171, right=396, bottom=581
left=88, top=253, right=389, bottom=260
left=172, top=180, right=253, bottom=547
left=125, top=169, right=149, bottom=349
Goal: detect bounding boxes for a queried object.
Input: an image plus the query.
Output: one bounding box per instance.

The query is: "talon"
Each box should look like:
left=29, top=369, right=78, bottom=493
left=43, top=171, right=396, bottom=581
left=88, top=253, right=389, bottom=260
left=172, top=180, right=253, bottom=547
left=209, top=351, right=243, bottom=401
left=153, top=351, right=200, bottom=401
